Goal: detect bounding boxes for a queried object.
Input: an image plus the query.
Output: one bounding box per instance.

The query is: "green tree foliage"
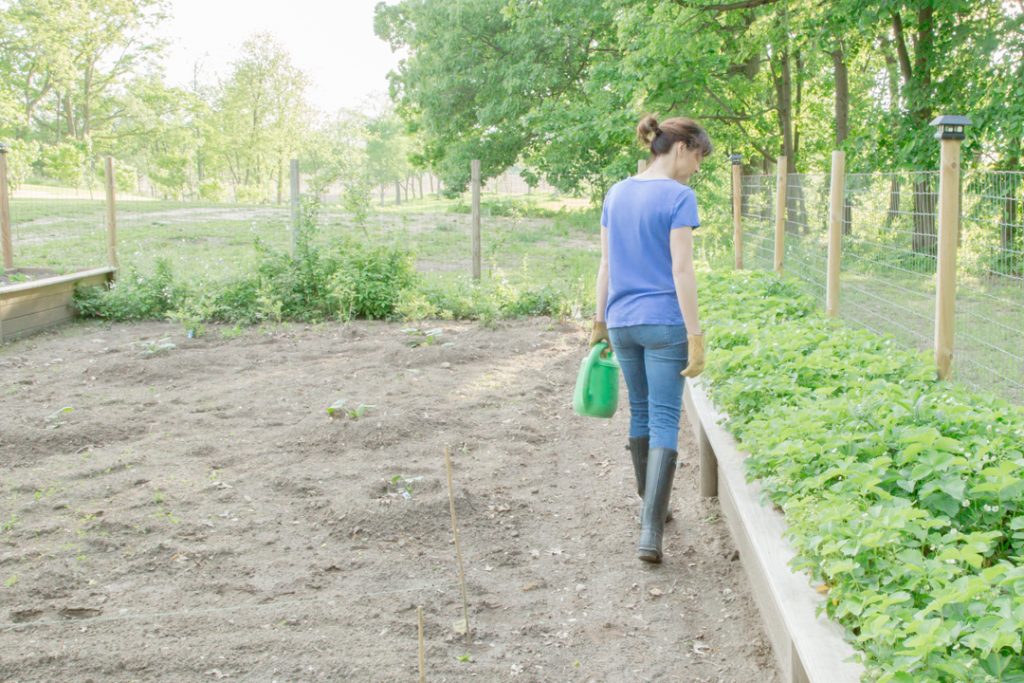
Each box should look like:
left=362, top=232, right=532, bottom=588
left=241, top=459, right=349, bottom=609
left=376, top=0, right=1024, bottom=195
left=210, top=33, right=312, bottom=203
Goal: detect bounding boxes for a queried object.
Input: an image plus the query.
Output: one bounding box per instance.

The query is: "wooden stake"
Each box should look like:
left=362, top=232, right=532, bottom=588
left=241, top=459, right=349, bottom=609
left=444, top=446, right=471, bottom=644
left=935, top=138, right=962, bottom=380
left=637, top=159, right=647, bottom=174
left=417, top=606, right=426, bottom=683
left=104, top=156, right=118, bottom=272
left=774, top=156, right=787, bottom=274
left=289, top=159, right=300, bottom=255
left=471, top=160, right=481, bottom=281
left=826, top=151, right=845, bottom=318
left=0, top=145, right=12, bottom=270
left=731, top=155, right=743, bottom=270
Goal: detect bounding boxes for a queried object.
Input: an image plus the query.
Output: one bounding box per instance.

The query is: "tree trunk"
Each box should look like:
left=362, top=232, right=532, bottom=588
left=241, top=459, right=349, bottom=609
left=885, top=177, right=901, bottom=229
left=419, top=174, right=424, bottom=199
left=395, top=181, right=401, bottom=205
left=1001, top=180, right=1020, bottom=274
left=832, top=46, right=852, bottom=235
left=276, top=158, right=284, bottom=205
left=794, top=49, right=803, bottom=166
left=774, top=49, right=795, bottom=173
left=893, top=10, right=937, bottom=255
left=911, top=176, right=938, bottom=263
left=63, top=94, right=76, bottom=139
left=1001, top=139, right=1021, bottom=272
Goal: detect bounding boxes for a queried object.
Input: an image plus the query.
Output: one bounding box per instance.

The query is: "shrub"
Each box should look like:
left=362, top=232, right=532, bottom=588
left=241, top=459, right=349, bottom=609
left=74, top=259, right=183, bottom=320
left=75, top=238, right=419, bottom=326
left=330, top=241, right=418, bottom=320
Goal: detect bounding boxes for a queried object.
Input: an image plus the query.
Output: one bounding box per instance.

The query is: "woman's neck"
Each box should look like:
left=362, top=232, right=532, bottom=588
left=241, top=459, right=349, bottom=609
left=639, top=155, right=676, bottom=180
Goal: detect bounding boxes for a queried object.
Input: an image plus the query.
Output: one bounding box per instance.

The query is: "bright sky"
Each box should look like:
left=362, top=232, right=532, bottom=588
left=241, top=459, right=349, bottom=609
left=158, top=0, right=403, bottom=115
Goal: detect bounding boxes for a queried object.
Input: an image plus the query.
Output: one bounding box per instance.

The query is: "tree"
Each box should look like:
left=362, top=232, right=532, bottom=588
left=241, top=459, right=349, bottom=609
left=211, top=33, right=312, bottom=202
left=375, top=0, right=617, bottom=195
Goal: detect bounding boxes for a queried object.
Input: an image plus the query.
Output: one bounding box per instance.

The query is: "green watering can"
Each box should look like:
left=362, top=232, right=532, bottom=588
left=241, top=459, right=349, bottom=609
left=573, top=342, right=620, bottom=418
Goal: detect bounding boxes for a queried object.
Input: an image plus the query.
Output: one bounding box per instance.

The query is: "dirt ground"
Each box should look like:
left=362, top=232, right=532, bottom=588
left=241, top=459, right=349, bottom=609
left=0, top=318, right=779, bottom=682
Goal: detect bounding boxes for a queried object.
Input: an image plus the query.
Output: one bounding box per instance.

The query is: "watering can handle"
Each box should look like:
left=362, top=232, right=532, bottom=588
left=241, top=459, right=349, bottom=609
left=588, top=341, right=611, bottom=363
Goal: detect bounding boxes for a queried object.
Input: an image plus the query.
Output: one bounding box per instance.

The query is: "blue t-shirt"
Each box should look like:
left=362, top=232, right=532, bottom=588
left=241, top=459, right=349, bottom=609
left=600, top=177, right=700, bottom=327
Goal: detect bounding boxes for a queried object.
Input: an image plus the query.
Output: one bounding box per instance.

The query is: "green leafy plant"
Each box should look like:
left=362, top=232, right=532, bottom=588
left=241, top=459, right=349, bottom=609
left=698, top=269, right=1024, bottom=683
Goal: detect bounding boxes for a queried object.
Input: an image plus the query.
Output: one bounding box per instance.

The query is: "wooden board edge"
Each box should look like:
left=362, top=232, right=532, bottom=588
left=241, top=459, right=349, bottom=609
left=686, top=380, right=864, bottom=683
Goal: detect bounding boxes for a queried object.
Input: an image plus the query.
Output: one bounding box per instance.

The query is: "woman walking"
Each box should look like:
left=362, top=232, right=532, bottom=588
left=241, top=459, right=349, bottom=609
left=591, top=115, right=712, bottom=563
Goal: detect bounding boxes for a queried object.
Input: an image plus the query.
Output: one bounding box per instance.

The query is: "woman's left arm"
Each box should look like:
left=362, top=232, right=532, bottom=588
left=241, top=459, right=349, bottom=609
left=669, top=228, right=701, bottom=336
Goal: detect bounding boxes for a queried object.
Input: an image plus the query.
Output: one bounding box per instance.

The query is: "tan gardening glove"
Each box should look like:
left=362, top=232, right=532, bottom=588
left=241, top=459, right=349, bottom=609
left=681, top=333, right=705, bottom=378
left=590, top=320, right=612, bottom=354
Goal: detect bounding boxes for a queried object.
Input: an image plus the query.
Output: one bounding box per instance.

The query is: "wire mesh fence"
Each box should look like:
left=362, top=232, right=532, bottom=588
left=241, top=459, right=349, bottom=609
left=957, top=170, right=1024, bottom=401
left=0, top=152, right=592, bottom=286
left=783, top=173, right=831, bottom=301
left=839, top=171, right=938, bottom=353
left=739, top=173, right=775, bottom=270
left=739, top=167, right=1024, bottom=405
left=6, top=184, right=110, bottom=276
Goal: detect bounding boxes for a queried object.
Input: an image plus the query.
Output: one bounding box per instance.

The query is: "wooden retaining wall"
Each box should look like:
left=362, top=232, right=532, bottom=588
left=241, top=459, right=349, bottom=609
left=0, top=267, right=115, bottom=343
left=683, top=380, right=865, bottom=683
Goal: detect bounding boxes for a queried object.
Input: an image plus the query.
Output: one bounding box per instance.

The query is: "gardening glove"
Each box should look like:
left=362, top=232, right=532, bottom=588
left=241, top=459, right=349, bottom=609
left=590, top=320, right=612, bottom=355
left=681, top=333, right=705, bottom=378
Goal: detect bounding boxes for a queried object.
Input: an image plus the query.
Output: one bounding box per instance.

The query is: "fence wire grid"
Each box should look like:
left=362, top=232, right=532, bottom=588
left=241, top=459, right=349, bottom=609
left=740, top=169, right=1024, bottom=404
left=1, top=157, right=600, bottom=322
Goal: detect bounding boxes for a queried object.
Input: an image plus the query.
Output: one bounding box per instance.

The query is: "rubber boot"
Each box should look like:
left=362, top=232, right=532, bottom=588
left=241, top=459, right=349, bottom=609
left=637, top=447, right=677, bottom=563
left=626, top=438, right=672, bottom=522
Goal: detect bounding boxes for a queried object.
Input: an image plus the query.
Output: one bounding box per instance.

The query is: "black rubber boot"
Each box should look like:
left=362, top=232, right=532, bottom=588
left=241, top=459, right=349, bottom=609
left=627, top=437, right=649, bottom=498
left=626, top=438, right=672, bottom=522
left=637, top=447, right=677, bottom=563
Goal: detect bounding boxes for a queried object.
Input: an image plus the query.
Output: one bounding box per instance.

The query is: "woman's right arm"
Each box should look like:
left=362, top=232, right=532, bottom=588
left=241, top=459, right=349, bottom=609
left=595, top=227, right=610, bottom=322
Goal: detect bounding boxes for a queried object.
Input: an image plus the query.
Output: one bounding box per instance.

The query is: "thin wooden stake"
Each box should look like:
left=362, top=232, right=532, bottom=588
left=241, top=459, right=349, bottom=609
left=417, top=606, right=426, bottom=683
left=0, top=144, right=12, bottom=270
left=444, top=446, right=471, bottom=644
left=826, top=150, right=845, bottom=318
left=935, top=138, right=963, bottom=380
left=289, top=159, right=300, bottom=256
left=470, top=160, right=481, bottom=280
left=731, top=154, right=743, bottom=270
left=104, top=156, right=118, bottom=272
left=774, top=156, right=787, bottom=274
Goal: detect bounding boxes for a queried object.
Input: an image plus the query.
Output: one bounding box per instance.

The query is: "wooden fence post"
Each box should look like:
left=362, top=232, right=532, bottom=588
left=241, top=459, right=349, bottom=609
left=826, top=151, right=845, bottom=318
left=731, top=154, right=743, bottom=270
left=637, top=159, right=647, bottom=174
left=931, top=115, right=971, bottom=381
left=289, top=159, right=300, bottom=255
left=774, top=156, right=787, bottom=274
left=104, top=156, right=119, bottom=272
left=471, top=159, right=481, bottom=281
left=0, top=143, right=12, bottom=270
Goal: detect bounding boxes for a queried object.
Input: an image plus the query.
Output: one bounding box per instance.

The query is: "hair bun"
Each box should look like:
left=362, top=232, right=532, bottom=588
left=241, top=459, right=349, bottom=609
left=636, top=114, right=660, bottom=147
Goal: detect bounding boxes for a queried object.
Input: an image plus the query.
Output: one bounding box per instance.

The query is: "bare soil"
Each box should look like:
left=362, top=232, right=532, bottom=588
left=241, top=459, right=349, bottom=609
left=1, top=268, right=61, bottom=287
left=0, top=318, right=779, bottom=682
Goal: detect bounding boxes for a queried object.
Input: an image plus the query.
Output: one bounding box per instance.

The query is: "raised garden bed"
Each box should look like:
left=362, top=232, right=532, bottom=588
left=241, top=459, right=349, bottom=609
left=0, top=267, right=115, bottom=342
left=684, top=378, right=865, bottom=683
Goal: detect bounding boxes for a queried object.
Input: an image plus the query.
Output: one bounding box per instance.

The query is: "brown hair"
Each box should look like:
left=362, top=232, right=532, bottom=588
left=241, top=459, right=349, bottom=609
left=636, top=114, right=713, bottom=158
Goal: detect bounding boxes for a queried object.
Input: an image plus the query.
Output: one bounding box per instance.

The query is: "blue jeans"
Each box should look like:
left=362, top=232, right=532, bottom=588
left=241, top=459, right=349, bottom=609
left=608, top=324, right=689, bottom=451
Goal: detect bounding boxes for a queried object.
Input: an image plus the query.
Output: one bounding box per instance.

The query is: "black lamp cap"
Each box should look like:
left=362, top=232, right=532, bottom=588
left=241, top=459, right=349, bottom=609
left=930, top=115, right=971, bottom=140
left=0, top=142, right=8, bottom=153
left=730, top=153, right=742, bottom=165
